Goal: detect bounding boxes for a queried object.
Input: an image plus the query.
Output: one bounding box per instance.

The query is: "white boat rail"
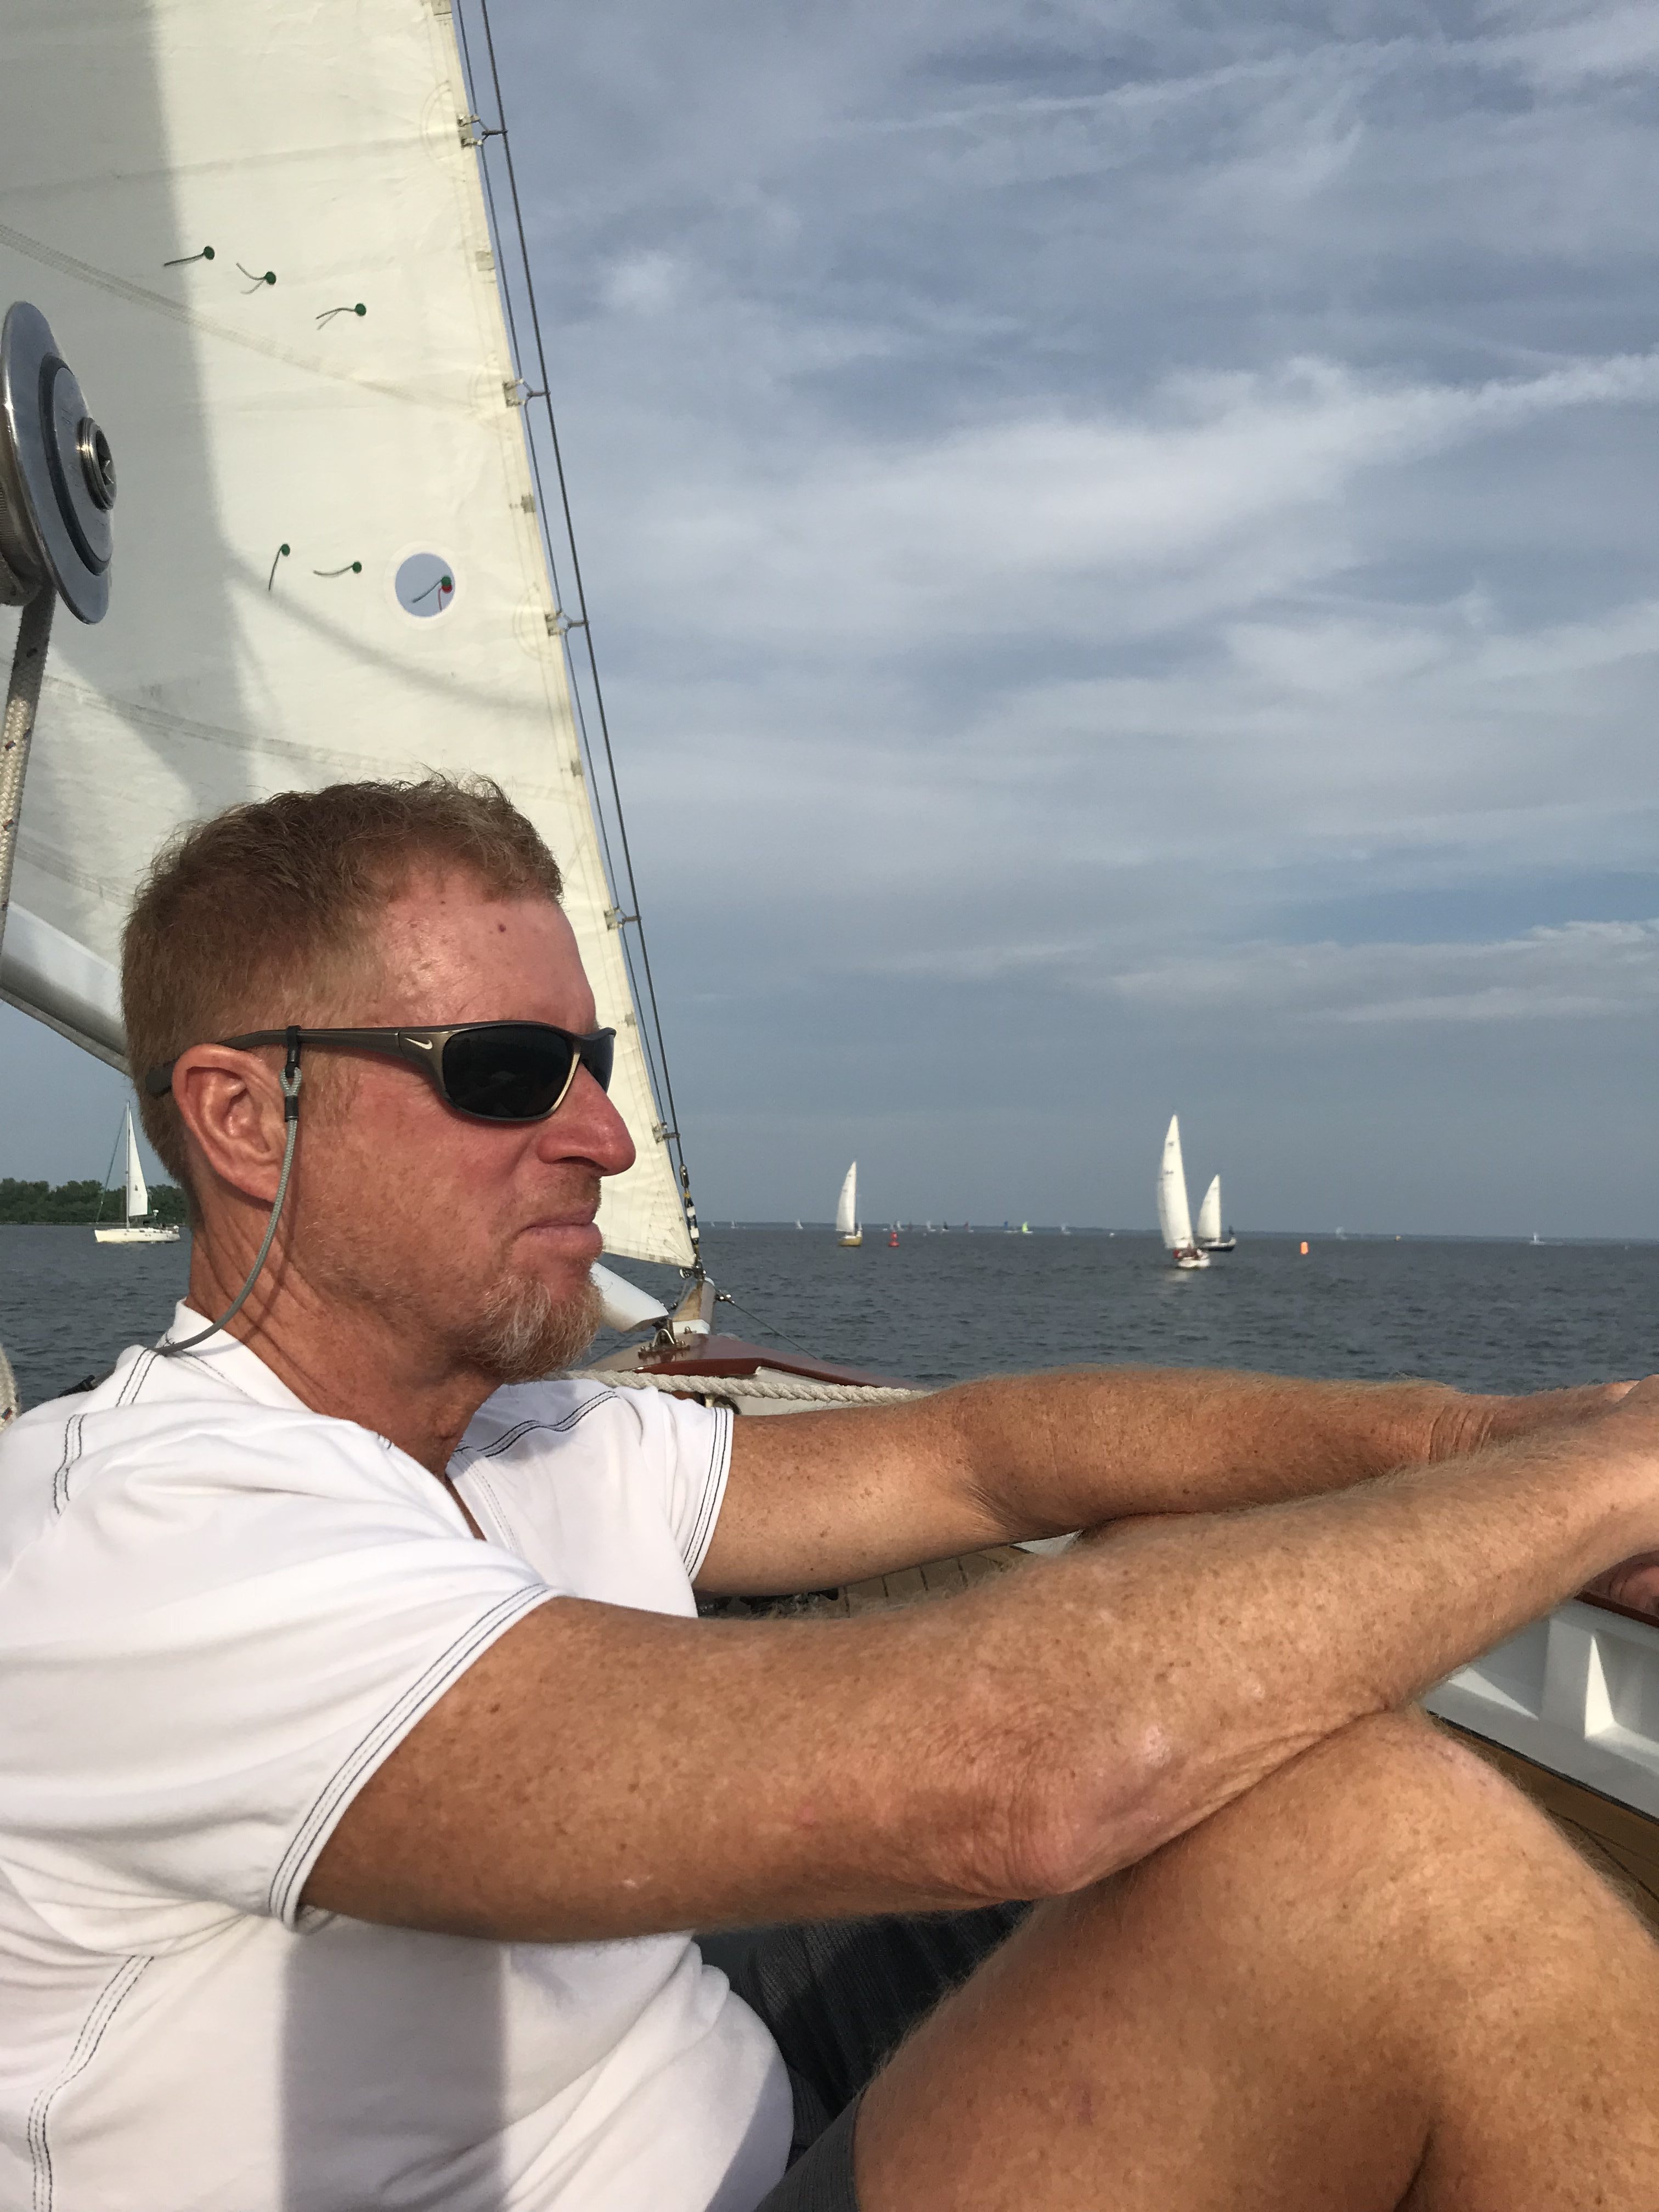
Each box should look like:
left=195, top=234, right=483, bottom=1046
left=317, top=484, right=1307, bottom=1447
left=1425, top=1597, right=1659, bottom=1821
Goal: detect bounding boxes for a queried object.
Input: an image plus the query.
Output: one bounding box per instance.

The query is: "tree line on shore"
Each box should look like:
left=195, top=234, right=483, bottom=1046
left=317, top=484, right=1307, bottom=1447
left=0, top=1178, right=189, bottom=1227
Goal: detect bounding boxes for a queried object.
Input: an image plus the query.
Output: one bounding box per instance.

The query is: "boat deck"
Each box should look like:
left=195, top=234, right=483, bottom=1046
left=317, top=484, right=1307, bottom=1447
left=715, top=1546, right=1659, bottom=1938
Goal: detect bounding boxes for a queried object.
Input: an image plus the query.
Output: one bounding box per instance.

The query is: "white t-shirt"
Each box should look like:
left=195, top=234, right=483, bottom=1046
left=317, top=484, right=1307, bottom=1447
left=0, top=1306, right=793, bottom=2211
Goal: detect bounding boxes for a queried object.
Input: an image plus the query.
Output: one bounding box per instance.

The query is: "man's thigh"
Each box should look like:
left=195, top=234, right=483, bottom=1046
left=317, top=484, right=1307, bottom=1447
left=849, top=1714, right=1659, bottom=2212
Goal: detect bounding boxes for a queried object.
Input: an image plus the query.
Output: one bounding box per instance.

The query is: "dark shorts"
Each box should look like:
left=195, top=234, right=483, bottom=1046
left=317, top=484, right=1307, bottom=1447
left=702, top=1902, right=1031, bottom=2212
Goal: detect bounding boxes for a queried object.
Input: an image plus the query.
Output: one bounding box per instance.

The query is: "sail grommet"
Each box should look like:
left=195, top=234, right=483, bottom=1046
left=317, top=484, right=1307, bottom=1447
left=0, top=301, right=115, bottom=624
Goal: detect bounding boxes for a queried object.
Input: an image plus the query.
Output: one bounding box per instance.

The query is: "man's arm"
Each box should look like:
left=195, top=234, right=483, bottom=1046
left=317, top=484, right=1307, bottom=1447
left=303, top=1383, right=1659, bottom=1945
left=696, top=1364, right=1626, bottom=1595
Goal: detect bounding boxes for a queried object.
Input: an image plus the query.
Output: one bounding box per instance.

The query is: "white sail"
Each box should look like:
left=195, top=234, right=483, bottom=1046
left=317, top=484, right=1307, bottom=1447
left=122, top=1107, right=149, bottom=1223
left=835, top=1161, right=857, bottom=1238
left=1195, top=1174, right=1221, bottom=1248
left=1156, top=1115, right=1194, bottom=1253
left=0, top=0, right=691, bottom=1266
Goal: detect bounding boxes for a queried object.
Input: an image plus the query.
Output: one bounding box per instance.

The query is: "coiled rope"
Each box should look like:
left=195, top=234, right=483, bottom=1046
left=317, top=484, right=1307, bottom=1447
left=572, top=1368, right=926, bottom=1406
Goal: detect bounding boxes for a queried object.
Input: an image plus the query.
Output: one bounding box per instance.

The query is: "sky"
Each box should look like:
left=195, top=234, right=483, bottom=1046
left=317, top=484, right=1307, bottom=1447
left=7, top=0, right=1659, bottom=1234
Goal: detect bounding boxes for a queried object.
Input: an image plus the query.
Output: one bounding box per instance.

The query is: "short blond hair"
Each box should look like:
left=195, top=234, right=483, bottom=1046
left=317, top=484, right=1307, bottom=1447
left=123, top=776, right=563, bottom=1192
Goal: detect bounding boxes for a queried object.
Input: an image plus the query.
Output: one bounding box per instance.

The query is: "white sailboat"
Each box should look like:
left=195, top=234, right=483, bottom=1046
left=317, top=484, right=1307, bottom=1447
left=1195, top=1174, right=1235, bottom=1253
left=836, top=1161, right=862, bottom=1248
left=93, top=1104, right=179, bottom=1244
left=1156, top=1116, right=1210, bottom=1269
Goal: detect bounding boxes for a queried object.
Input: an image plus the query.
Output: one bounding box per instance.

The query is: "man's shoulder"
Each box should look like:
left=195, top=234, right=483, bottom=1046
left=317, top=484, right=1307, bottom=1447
left=0, top=1341, right=227, bottom=1466
left=0, top=1341, right=427, bottom=1525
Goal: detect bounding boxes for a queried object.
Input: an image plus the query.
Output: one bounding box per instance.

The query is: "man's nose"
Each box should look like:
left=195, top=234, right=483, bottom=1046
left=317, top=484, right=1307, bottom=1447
left=537, top=1066, right=636, bottom=1176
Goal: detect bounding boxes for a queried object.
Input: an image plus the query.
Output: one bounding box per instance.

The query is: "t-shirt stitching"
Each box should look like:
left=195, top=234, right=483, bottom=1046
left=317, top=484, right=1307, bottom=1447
left=450, top=1393, right=616, bottom=1471
left=469, top=1468, right=526, bottom=1554
left=680, top=1406, right=732, bottom=1580
left=27, top=1954, right=151, bottom=2212
left=166, top=1345, right=256, bottom=1398
left=267, top=1583, right=554, bottom=1926
left=112, top=1350, right=157, bottom=1409
left=49, top=1415, right=83, bottom=1518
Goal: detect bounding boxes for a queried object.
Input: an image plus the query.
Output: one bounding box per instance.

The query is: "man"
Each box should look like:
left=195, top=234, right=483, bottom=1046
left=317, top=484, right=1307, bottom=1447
left=0, top=775, right=1654, bottom=2212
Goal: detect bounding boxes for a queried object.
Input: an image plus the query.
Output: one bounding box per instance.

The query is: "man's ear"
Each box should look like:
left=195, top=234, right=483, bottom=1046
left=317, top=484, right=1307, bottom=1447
left=169, top=1047, right=290, bottom=1205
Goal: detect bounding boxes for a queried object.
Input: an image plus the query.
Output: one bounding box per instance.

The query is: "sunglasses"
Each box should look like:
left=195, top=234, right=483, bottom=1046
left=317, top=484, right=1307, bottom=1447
left=144, top=1022, right=616, bottom=1124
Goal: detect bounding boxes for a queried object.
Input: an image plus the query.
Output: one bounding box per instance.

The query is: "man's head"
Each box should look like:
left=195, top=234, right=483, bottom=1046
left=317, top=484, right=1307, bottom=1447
left=123, top=777, right=635, bottom=1387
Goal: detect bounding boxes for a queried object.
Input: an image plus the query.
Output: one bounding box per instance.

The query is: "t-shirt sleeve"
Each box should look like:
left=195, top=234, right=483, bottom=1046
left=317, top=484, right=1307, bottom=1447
left=0, top=1407, right=555, bottom=1944
left=622, top=1384, right=733, bottom=1579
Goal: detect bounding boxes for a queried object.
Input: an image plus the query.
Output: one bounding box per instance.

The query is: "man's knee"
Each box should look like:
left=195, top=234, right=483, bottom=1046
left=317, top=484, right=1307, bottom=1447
left=1090, top=1706, right=1634, bottom=1964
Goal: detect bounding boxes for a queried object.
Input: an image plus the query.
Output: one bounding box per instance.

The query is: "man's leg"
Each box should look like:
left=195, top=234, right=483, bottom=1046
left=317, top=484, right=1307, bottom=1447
left=855, top=1712, right=1659, bottom=2211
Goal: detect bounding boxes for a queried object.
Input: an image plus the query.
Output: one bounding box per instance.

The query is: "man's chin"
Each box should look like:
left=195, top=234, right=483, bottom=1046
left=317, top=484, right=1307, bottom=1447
left=460, top=1274, right=603, bottom=1386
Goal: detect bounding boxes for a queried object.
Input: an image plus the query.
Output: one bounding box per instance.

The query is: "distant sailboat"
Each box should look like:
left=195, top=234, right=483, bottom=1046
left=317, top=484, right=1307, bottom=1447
left=836, top=1162, right=862, bottom=1248
left=1156, top=1116, right=1210, bottom=1270
left=94, top=1107, right=179, bottom=1245
left=1195, top=1175, right=1236, bottom=1253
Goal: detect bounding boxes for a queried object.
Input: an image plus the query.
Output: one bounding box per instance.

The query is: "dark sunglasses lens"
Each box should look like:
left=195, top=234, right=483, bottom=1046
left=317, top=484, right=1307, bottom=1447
left=580, top=1031, right=614, bottom=1094
left=441, top=1025, right=577, bottom=1120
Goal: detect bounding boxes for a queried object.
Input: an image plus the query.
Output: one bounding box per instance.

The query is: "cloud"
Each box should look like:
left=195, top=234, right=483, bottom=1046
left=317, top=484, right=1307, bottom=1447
left=601, top=250, right=685, bottom=316
left=15, top=0, right=1659, bottom=1238
left=1097, top=919, right=1659, bottom=1026
left=611, top=351, right=1659, bottom=664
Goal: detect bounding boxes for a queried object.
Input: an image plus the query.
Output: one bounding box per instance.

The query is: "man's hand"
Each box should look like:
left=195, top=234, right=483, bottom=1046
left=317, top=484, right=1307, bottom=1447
left=1584, top=1553, right=1659, bottom=1615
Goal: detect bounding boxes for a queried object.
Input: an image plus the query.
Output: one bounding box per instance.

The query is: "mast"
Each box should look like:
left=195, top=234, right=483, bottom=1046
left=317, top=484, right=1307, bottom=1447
left=0, top=0, right=696, bottom=1270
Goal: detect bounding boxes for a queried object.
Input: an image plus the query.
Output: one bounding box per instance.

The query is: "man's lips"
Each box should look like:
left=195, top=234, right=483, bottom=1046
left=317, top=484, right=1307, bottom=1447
left=520, top=1216, right=603, bottom=1256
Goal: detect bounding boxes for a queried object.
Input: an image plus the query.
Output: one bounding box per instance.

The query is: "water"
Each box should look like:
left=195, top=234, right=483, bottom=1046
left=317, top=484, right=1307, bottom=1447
left=4, top=1222, right=1657, bottom=1414
left=0, top=1226, right=193, bottom=1408
left=682, top=1229, right=1659, bottom=1395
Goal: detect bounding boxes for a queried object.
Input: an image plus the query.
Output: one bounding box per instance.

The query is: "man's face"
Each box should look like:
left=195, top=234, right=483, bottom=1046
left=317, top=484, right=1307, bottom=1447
left=292, top=870, right=636, bottom=1383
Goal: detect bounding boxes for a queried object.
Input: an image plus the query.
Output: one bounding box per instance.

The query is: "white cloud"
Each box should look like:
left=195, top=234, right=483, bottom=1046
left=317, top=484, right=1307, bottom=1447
left=601, top=249, right=684, bottom=316
left=1099, top=919, right=1659, bottom=1025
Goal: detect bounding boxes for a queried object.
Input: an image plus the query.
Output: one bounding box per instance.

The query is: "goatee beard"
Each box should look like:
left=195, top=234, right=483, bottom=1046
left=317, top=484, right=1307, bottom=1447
left=461, top=1272, right=602, bottom=1385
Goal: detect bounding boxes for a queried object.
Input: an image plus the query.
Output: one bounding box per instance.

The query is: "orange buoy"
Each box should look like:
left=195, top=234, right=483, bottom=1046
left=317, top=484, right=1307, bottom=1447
left=1299, top=1240, right=1309, bottom=1255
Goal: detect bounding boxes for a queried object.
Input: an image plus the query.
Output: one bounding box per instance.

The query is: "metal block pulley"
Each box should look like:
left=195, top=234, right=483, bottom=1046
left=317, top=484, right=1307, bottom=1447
left=0, top=300, right=115, bottom=623
left=0, top=300, right=117, bottom=1428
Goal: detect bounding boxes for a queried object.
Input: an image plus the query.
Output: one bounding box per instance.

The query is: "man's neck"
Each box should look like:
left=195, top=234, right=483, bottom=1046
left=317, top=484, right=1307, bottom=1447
left=185, top=1251, right=493, bottom=1476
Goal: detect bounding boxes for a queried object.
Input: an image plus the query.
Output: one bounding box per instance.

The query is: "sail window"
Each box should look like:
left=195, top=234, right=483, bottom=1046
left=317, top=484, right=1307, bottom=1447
left=393, top=552, right=458, bottom=618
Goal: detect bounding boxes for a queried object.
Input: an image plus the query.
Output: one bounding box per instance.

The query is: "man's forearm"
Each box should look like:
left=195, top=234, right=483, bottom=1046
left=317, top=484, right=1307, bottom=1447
left=943, top=1365, right=1479, bottom=1536
left=308, top=1396, right=1659, bottom=1943
left=1009, top=1416, right=1650, bottom=1888
left=706, top=1363, right=1622, bottom=1596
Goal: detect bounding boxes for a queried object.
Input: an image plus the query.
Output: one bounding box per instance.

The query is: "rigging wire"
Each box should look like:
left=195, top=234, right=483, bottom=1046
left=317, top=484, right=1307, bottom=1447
left=451, top=5, right=650, bottom=1089
left=713, top=1290, right=829, bottom=1367
left=94, top=1115, right=125, bottom=1231
left=452, top=0, right=697, bottom=1260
